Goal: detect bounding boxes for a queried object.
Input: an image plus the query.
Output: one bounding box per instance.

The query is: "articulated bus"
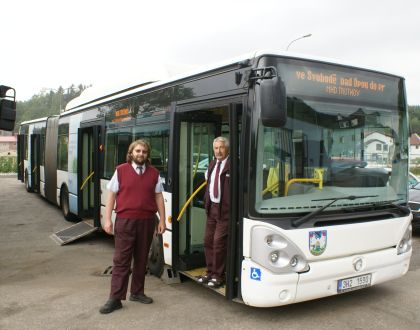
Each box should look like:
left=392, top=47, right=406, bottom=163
left=18, top=51, right=412, bottom=307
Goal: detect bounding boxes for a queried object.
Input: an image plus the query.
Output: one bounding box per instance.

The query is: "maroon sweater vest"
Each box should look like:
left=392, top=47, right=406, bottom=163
left=115, top=163, right=159, bottom=219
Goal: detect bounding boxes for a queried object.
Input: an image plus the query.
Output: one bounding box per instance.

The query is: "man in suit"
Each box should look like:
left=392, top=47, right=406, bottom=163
left=199, top=136, right=230, bottom=289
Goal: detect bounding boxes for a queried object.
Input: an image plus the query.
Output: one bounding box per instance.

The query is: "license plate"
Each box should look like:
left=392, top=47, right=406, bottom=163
left=337, top=273, right=372, bottom=293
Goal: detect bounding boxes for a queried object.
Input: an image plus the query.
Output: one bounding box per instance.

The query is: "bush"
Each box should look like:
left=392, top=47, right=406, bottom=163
left=0, top=156, right=17, bottom=173
left=410, top=167, right=420, bottom=176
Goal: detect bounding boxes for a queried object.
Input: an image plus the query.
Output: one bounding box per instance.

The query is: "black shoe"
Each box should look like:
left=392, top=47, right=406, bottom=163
left=99, top=299, right=122, bottom=314
left=129, top=293, right=153, bottom=304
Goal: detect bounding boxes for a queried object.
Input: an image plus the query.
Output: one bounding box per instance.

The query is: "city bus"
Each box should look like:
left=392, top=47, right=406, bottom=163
left=18, top=51, right=412, bottom=307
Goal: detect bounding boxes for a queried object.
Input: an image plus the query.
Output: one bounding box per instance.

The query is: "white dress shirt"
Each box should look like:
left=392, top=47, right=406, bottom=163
left=106, top=161, right=164, bottom=193
left=205, top=156, right=228, bottom=203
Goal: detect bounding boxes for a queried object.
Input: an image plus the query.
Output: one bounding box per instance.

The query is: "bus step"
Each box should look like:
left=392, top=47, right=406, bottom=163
left=50, top=219, right=96, bottom=245
left=179, top=268, right=226, bottom=296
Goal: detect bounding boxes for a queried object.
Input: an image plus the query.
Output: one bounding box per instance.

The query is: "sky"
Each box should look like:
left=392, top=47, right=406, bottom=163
left=2, top=0, right=420, bottom=104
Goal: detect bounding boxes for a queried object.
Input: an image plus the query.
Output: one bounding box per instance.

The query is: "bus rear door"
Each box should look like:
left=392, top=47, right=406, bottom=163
left=78, top=124, right=102, bottom=227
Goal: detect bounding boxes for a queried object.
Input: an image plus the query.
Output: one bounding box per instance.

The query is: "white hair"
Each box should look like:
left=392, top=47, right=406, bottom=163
left=213, top=136, right=229, bottom=148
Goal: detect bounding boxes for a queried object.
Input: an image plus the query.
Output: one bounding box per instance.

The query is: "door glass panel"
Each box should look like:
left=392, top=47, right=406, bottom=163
left=82, top=132, right=90, bottom=212
left=178, top=121, right=217, bottom=256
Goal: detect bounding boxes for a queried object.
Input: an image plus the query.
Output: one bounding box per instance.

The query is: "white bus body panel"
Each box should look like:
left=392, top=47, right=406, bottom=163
left=56, top=170, right=69, bottom=206
left=162, top=191, right=172, bottom=266
left=241, top=217, right=412, bottom=307
left=40, top=165, right=45, bottom=197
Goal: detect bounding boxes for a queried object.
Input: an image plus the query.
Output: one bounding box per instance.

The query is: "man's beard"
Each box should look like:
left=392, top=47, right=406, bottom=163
left=133, top=157, right=146, bottom=165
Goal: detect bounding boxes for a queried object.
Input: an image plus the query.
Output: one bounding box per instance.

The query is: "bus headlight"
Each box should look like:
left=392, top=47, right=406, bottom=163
left=251, top=226, right=309, bottom=274
left=397, top=225, right=412, bottom=255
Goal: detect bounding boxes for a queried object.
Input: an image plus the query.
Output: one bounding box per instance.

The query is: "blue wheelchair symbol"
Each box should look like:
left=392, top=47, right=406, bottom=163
left=250, top=267, right=261, bottom=281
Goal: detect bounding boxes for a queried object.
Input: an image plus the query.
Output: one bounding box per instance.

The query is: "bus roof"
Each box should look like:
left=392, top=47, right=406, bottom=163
left=20, top=116, right=51, bottom=126
left=64, top=50, right=404, bottom=115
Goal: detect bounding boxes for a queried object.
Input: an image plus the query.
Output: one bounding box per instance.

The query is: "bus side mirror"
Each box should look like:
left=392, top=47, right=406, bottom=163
left=0, top=85, right=16, bottom=131
left=259, top=76, right=287, bottom=127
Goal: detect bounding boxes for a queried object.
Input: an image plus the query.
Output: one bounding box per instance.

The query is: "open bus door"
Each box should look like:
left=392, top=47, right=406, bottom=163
left=172, top=112, right=221, bottom=274
left=169, top=102, right=242, bottom=300
left=78, top=124, right=102, bottom=227
left=30, top=134, right=41, bottom=193
left=169, top=103, right=242, bottom=299
left=17, top=134, right=25, bottom=182
left=51, top=123, right=101, bottom=245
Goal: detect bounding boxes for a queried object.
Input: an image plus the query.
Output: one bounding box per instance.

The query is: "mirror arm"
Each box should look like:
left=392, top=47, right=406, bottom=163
left=247, top=67, right=278, bottom=85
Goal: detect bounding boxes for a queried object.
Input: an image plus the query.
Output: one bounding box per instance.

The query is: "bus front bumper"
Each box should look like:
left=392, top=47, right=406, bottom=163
left=241, top=247, right=411, bottom=307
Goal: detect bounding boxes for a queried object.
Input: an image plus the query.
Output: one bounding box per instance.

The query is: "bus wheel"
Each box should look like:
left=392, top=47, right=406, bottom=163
left=60, top=186, right=77, bottom=222
left=25, top=170, right=32, bottom=192
left=148, top=221, right=164, bottom=277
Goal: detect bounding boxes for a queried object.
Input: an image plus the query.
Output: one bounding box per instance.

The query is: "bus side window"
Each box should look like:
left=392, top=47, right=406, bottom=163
left=134, top=123, right=170, bottom=189
left=104, top=131, right=117, bottom=179
left=117, top=133, right=132, bottom=165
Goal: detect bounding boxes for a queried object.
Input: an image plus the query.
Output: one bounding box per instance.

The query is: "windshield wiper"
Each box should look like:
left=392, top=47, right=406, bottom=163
left=292, top=195, right=378, bottom=228
left=391, top=201, right=411, bottom=213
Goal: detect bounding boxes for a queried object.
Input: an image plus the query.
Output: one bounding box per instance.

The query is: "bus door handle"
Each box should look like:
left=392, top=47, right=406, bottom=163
left=177, top=181, right=207, bottom=221
left=80, top=171, right=95, bottom=191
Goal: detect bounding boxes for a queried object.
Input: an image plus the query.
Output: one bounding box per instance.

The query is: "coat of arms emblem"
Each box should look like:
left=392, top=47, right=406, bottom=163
left=309, top=230, right=327, bottom=256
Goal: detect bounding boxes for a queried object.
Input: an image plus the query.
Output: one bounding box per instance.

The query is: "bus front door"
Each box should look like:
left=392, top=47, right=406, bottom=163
left=78, top=125, right=101, bottom=227
left=173, top=114, right=221, bottom=272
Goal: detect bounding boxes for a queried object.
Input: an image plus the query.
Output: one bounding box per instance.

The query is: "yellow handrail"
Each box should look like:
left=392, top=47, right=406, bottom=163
left=284, top=168, right=325, bottom=196
left=285, top=178, right=322, bottom=196
left=262, top=181, right=279, bottom=196
left=32, top=166, right=37, bottom=173
left=80, top=171, right=94, bottom=191
left=177, top=181, right=207, bottom=221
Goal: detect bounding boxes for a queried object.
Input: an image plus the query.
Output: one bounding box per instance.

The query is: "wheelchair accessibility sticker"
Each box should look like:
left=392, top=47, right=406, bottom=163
left=250, top=267, right=261, bottom=281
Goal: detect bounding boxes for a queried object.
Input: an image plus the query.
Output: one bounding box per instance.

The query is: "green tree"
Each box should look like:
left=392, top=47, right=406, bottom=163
left=14, top=84, right=89, bottom=132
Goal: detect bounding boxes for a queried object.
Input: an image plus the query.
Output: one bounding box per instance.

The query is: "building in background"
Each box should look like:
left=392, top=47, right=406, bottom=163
left=410, top=133, right=420, bottom=164
left=0, top=134, right=17, bottom=156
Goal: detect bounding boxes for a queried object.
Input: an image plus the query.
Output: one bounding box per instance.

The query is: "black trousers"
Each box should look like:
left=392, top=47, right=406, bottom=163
left=203, top=203, right=228, bottom=280
left=110, top=218, right=155, bottom=300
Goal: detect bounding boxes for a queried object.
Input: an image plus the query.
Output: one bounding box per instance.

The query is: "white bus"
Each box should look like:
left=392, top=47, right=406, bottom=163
left=18, top=51, right=412, bottom=307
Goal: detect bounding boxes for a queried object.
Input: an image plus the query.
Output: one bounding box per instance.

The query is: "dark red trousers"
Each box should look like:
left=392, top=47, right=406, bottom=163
left=110, top=218, right=155, bottom=300
left=203, top=202, right=228, bottom=280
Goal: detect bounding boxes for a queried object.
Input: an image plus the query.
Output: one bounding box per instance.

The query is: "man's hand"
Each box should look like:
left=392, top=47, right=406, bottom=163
left=102, top=219, right=113, bottom=235
left=157, top=219, right=166, bottom=234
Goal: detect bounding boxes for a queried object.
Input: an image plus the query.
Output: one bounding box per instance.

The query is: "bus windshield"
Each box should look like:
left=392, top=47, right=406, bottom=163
left=254, top=59, right=408, bottom=216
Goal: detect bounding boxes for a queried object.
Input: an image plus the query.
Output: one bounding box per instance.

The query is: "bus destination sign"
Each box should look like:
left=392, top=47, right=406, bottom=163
left=277, top=62, right=401, bottom=107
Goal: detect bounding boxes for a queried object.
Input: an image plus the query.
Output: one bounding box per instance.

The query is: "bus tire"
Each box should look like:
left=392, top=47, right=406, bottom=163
left=60, top=186, right=77, bottom=222
left=148, top=220, right=164, bottom=277
left=25, top=170, right=32, bottom=192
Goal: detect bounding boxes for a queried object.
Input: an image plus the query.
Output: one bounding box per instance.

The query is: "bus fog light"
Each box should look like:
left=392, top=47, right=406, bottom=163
left=252, top=226, right=308, bottom=274
left=270, top=251, right=279, bottom=263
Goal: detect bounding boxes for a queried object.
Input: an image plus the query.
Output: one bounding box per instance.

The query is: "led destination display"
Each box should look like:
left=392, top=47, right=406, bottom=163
left=276, top=60, right=402, bottom=107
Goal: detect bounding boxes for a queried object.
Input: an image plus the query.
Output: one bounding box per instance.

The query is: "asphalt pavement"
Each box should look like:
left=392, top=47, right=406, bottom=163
left=1, top=177, right=420, bottom=330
